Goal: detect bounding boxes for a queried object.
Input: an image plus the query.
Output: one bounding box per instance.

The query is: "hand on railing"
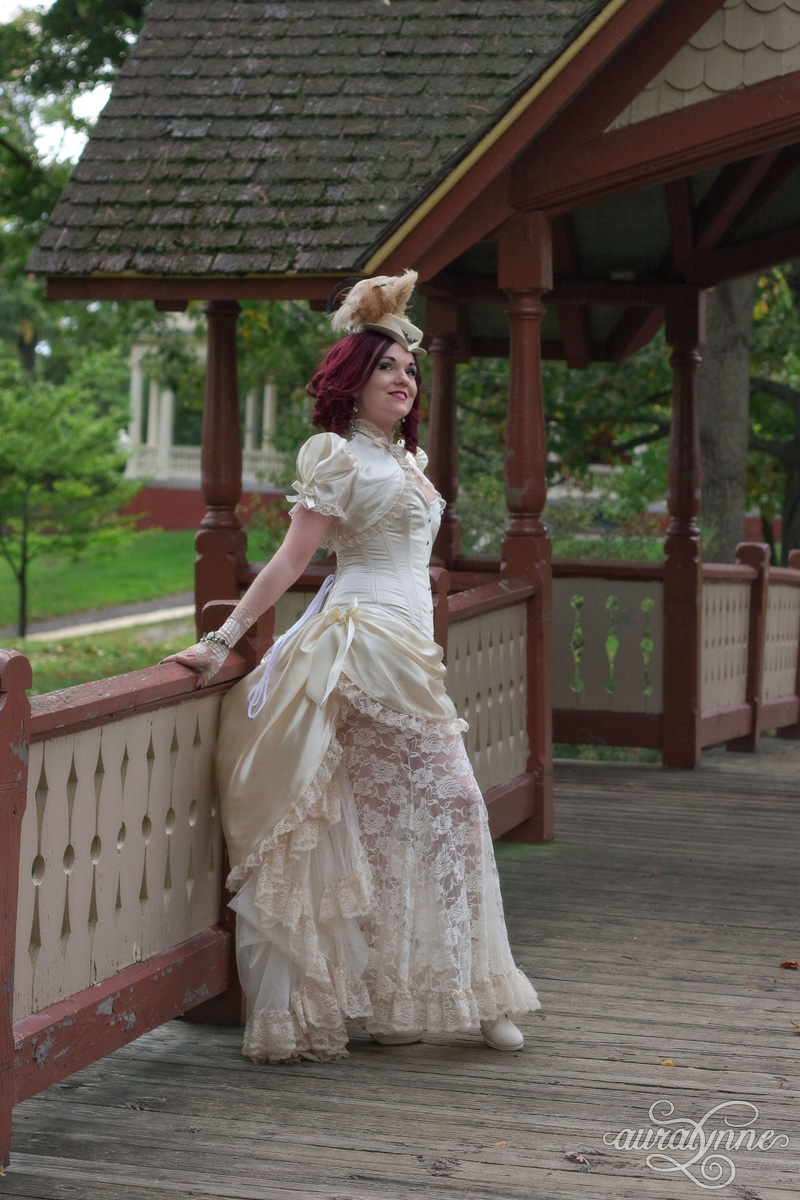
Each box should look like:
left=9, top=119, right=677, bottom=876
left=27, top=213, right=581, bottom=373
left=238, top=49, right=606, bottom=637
left=160, top=607, right=257, bottom=687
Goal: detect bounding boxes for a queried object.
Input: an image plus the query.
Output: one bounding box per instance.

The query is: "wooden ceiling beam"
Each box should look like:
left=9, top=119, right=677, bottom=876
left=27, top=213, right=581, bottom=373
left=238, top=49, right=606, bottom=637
left=427, top=272, right=696, bottom=308
left=512, top=72, right=800, bottom=216
left=558, top=304, right=592, bottom=369
left=684, top=222, right=800, bottom=288
left=552, top=280, right=699, bottom=307
left=423, top=273, right=503, bottom=302
left=551, top=213, right=579, bottom=274
left=665, top=177, right=694, bottom=277
left=692, top=150, right=783, bottom=256
left=723, top=143, right=800, bottom=242
left=551, top=214, right=591, bottom=367
left=510, top=0, right=729, bottom=212
left=605, top=306, right=664, bottom=362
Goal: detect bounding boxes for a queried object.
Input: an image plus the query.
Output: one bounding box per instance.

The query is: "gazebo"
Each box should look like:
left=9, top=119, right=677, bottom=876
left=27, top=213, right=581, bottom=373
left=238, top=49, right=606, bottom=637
left=3, top=0, right=800, bottom=1167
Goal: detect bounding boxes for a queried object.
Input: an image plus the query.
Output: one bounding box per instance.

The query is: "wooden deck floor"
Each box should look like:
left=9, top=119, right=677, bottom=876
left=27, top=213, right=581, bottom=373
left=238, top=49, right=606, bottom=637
left=4, top=739, right=799, bottom=1200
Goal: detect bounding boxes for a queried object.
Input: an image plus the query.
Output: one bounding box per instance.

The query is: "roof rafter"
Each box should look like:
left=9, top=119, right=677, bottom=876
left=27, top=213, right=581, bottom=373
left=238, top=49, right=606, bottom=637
left=691, top=150, right=783, bottom=258
left=665, top=177, right=694, bottom=278
left=606, top=307, right=664, bottom=362
left=510, top=0, right=727, bottom=212
left=723, top=143, right=800, bottom=244
left=685, top=221, right=800, bottom=287
left=513, top=71, right=800, bottom=218
left=551, top=214, right=591, bottom=368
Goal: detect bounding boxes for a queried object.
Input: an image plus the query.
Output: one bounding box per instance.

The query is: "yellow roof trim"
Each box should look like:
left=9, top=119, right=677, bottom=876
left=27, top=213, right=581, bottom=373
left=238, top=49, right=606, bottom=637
left=363, top=0, right=632, bottom=275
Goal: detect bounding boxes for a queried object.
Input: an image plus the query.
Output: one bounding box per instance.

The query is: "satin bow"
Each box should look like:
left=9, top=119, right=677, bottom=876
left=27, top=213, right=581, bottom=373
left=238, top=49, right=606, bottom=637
left=305, top=598, right=359, bottom=706
left=247, top=575, right=336, bottom=718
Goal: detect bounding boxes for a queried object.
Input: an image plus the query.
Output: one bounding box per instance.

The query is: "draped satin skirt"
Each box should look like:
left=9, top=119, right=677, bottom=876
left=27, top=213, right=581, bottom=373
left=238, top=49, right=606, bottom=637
left=216, top=602, right=540, bottom=1063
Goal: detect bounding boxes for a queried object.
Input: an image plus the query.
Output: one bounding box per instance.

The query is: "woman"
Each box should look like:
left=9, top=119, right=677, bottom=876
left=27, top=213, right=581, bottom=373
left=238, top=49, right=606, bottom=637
left=165, top=271, right=540, bottom=1063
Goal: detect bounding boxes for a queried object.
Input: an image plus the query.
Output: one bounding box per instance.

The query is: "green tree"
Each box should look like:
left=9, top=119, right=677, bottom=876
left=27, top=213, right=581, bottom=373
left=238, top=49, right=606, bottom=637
left=0, top=359, right=138, bottom=636
left=16, top=0, right=146, bottom=96
left=748, top=269, right=800, bottom=563
left=1, top=1, right=149, bottom=369
left=450, top=333, right=673, bottom=556
left=446, top=269, right=800, bottom=564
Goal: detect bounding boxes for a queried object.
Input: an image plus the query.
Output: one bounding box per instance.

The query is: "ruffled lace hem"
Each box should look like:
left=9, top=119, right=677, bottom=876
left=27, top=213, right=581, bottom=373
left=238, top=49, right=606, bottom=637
left=241, top=968, right=540, bottom=1064
left=365, top=969, right=541, bottom=1035
left=242, top=967, right=373, bottom=1064
left=287, top=498, right=347, bottom=521
left=337, top=674, right=467, bottom=738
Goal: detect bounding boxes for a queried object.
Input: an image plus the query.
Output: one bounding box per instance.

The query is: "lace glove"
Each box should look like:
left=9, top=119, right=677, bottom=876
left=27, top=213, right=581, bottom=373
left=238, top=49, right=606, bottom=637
left=162, top=606, right=257, bottom=687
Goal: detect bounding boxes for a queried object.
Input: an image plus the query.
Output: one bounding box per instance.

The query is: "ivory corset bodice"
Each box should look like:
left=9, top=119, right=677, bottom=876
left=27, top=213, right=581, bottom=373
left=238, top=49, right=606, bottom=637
left=287, top=421, right=444, bottom=638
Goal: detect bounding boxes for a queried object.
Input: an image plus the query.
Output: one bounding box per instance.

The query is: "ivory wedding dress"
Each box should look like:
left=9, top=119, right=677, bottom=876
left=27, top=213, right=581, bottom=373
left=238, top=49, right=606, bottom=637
left=216, top=419, right=540, bottom=1063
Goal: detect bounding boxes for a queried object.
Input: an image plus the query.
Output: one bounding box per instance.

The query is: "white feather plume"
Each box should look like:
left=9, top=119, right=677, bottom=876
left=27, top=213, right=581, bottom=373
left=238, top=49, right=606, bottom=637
left=330, top=269, right=418, bottom=334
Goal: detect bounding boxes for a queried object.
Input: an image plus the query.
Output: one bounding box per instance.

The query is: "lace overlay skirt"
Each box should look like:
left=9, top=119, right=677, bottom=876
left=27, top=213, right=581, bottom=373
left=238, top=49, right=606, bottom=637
left=228, top=678, right=540, bottom=1064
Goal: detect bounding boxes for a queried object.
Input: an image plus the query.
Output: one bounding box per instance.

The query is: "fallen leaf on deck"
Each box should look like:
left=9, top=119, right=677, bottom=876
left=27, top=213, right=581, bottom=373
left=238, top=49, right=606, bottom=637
left=565, top=1151, right=591, bottom=1165
left=779, top=961, right=799, bottom=969
left=660, top=1059, right=675, bottom=1066
left=791, top=1021, right=800, bottom=1031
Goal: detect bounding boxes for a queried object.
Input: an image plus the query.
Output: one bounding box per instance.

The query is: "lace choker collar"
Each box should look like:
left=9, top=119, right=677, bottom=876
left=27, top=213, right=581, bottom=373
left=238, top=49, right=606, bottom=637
left=351, top=418, right=407, bottom=458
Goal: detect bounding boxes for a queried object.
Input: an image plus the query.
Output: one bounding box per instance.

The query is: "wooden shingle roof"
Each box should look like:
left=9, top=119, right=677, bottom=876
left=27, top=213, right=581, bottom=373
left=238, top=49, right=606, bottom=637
left=29, top=0, right=605, bottom=279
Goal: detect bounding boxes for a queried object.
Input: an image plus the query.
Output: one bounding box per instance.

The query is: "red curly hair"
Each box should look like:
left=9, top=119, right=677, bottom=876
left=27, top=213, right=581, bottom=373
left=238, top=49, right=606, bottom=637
left=306, top=330, right=422, bottom=455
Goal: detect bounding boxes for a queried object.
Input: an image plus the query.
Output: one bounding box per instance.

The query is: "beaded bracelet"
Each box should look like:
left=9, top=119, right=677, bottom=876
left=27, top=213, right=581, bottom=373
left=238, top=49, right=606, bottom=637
left=200, top=631, right=230, bottom=648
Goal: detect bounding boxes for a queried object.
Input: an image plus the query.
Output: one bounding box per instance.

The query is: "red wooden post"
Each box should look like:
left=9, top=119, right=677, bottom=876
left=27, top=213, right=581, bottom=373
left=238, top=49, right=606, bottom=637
left=426, top=298, right=461, bottom=568
left=662, top=292, right=706, bottom=768
left=0, top=650, right=33, bottom=1167
left=777, top=547, right=800, bottom=740
left=727, top=542, right=771, bottom=753
left=195, top=300, right=248, bottom=636
left=497, top=212, right=553, bottom=842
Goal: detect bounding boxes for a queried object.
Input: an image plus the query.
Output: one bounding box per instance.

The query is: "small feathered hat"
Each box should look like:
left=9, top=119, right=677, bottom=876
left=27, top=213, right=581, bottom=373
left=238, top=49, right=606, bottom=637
left=328, top=269, right=426, bottom=356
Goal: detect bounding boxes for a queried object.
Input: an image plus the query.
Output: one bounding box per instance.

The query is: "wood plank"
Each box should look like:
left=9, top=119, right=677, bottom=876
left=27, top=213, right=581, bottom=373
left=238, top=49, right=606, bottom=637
left=4, top=738, right=799, bottom=1198
left=13, top=929, right=231, bottom=1104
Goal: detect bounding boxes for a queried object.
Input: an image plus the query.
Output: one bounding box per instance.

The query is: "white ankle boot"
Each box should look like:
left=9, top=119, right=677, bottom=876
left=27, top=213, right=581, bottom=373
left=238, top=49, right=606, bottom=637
left=369, top=1029, right=424, bottom=1045
left=480, top=1015, right=524, bottom=1051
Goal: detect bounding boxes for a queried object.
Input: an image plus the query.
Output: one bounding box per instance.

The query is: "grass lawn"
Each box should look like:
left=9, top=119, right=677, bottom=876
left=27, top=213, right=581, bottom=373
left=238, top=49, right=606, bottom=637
left=0, top=530, right=196, bottom=629
left=551, top=534, right=664, bottom=561
left=3, top=619, right=196, bottom=695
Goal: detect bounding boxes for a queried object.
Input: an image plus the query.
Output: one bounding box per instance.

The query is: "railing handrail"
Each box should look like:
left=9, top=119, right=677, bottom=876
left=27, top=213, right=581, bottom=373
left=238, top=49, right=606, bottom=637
left=703, top=563, right=759, bottom=582
left=769, top=567, right=800, bottom=585
left=29, top=656, right=246, bottom=742
left=553, top=558, right=664, bottom=581
left=448, top=576, right=534, bottom=623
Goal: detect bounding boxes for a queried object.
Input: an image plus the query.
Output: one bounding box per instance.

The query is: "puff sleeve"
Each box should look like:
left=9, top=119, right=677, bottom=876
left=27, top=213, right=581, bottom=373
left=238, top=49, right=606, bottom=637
left=286, top=432, right=357, bottom=521
left=412, top=445, right=429, bottom=473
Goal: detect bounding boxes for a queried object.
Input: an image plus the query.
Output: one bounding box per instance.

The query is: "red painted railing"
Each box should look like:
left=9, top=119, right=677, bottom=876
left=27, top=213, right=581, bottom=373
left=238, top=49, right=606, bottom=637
left=3, top=545, right=797, bottom=1165
left=549, top=545, right=800, bottom=757
left=0, top=615, right=264, bottom=1168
